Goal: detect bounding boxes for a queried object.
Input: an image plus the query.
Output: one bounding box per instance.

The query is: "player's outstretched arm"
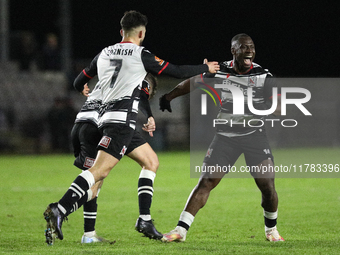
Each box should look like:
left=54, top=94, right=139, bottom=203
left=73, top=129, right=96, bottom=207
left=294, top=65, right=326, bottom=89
left=142, top=50, right=219, bottom=79
left=159, top=75, right=199, bottom=112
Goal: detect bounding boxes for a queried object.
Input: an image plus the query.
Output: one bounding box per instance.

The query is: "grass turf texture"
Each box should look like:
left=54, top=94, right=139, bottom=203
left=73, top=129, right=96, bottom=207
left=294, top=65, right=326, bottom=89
left=0, top=148, right=339, bottom=254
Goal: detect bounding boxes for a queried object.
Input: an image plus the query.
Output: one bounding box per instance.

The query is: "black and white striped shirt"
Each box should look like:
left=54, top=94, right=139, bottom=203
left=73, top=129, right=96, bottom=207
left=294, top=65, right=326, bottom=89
left=204, top=60, right=278, bottom=137
left=74, top=42, right=208, bottom=129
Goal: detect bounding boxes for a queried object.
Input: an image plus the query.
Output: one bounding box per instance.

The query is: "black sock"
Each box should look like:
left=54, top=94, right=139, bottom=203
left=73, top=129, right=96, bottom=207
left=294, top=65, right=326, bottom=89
left=264, top=217, right=277, bottom=228
left=63, top=192, right=88, bottom=217
left=177, top=221, right=190, bottom=231
left=58, top=175, right=91, bottom=215
left=83, top=197, right=98, bottom=232
left=138, top=177, right=153, bottom=215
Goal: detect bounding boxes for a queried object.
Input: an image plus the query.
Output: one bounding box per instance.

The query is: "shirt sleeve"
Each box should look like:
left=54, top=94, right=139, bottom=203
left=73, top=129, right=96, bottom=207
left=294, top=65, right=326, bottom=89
left=73, top=53, right=100, bottom=92
left=141, top=49, right=208, bottom=79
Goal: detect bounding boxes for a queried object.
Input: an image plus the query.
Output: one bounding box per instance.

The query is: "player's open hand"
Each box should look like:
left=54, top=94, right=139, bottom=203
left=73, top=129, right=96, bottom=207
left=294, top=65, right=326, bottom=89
left=81, top=84, right=90, bottom=97
left=159, top=94, right=172, bottom=112
left=142, top=117, right=156, bottom=137
left=204, top=58, right=219, bottom=73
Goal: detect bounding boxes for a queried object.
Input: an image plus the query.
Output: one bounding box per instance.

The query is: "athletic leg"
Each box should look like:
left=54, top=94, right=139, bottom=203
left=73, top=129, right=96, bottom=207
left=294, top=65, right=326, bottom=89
left=184, top=168, right=225, bottom=217
left=83, top=180, right=103, bottom=232
left=71, top=122, right=106, bottom=241
left=252, top=159, right=278, bottom=212
left=242, top=130, right=284, bottom=241
left=128, top=142, right=159, bottom=218
left=80, top=180, right=109, bottom=243
left=162, top=134, right=240, bottom=242
left=252, top=159, right=284, bottom=241
left=162, top=168, right=226, bottom=242
left=58, top=150, right=118, bottom=216
left=127, top=142, right=162, bottom=240
left=43, top=149, right=118, bottom=245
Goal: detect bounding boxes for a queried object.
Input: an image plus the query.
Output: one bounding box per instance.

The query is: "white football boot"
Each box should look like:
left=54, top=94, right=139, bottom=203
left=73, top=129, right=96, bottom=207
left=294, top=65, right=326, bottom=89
left=161, top=226, right=187, bottom=242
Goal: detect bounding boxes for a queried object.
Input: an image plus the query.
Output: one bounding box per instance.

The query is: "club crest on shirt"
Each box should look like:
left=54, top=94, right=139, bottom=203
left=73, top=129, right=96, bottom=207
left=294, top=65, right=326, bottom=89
left=84, top=157, right=95, bottom=168
left=248, top=76, right=257, bottom=87
left=99, top=136, right=111, bottom=149
left=154, top=56, right=165, bottom=66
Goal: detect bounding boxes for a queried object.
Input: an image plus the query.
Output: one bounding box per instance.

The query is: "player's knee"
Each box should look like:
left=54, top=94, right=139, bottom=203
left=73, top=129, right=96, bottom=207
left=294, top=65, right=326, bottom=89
left=260, top=181, right=276, bottom=197
left=198, top=177, right=218, bottom=191
left=145, top=157, right=159, bottom=172
left=90, top=166, right=111, bottom=181
left=263, top=188, right=277, bottom=199
left=100, top=168, right=111, bottom=179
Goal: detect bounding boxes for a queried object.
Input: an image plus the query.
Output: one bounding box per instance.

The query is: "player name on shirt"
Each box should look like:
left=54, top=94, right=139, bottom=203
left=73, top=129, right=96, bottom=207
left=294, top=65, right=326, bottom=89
left=105, top=48, right=134, bottom=56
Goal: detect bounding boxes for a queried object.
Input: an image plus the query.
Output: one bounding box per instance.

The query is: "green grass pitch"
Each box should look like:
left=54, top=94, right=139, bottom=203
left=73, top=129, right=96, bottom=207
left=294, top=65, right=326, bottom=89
left=0, top=148, right=339, bottom=254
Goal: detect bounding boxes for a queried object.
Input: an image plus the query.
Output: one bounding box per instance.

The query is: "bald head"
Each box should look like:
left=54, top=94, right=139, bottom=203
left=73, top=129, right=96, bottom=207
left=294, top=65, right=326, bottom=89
left=231, top=33, right=252, bottom=48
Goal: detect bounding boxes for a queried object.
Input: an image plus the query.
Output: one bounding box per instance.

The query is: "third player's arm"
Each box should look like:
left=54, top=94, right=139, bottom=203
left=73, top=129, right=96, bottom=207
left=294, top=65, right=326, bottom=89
left=164, top=76, right=198, bottom=101
left=73, top=53, right=100, bottom=93
left=159, top=75, right=199, bottom=112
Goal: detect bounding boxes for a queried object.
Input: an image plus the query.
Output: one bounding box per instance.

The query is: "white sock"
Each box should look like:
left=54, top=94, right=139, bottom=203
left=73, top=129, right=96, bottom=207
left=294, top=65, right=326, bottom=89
left=264, top=210, right=278, bottom=219
left=139, top=169, right=156, bottom=182
left=58, top=203, right=67, bottom=215
left=80, top=170, right=96, bottom=188
left=84, top=230, right=96, bottom=237
left=139, top=214, right=152, bottom=221
left=179, top=211, right=195, bottom=228
left=96, top=188, right=101, bottom=197
left=86, top=189, right=93, bottom=202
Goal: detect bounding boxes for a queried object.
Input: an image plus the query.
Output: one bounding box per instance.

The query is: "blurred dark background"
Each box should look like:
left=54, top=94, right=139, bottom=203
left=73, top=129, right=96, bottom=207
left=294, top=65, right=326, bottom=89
left=6, top=1, right=340, bottom=76
left=0, top=0, right=339, bottom=153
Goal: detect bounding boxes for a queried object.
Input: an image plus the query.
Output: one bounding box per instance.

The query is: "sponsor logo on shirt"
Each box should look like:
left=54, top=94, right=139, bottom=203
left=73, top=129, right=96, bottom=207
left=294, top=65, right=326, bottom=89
left=154, top=56, right=165, bottom=66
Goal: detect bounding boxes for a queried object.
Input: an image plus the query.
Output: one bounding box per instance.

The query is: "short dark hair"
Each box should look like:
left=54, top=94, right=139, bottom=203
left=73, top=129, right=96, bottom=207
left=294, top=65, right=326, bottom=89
left=120, top=10, right=148, bottom=31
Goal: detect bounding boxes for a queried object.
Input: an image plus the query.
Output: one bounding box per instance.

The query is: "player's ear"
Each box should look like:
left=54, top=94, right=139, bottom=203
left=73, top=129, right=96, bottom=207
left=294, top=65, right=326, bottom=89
left=120, top=29, right=124, bottom=37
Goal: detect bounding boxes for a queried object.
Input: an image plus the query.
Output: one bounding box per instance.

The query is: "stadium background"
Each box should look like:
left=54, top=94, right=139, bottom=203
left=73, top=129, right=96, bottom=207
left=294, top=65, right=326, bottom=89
left=0, top=0, right=339, bottom=153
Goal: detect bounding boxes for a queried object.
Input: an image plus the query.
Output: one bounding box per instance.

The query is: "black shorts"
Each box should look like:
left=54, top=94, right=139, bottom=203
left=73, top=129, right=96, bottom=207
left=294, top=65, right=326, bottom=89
left=71, top=122, right=102, bottom=170
left=203, top=129, right=274, bottom=168
left=98, top=124, right=146, bottom=160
